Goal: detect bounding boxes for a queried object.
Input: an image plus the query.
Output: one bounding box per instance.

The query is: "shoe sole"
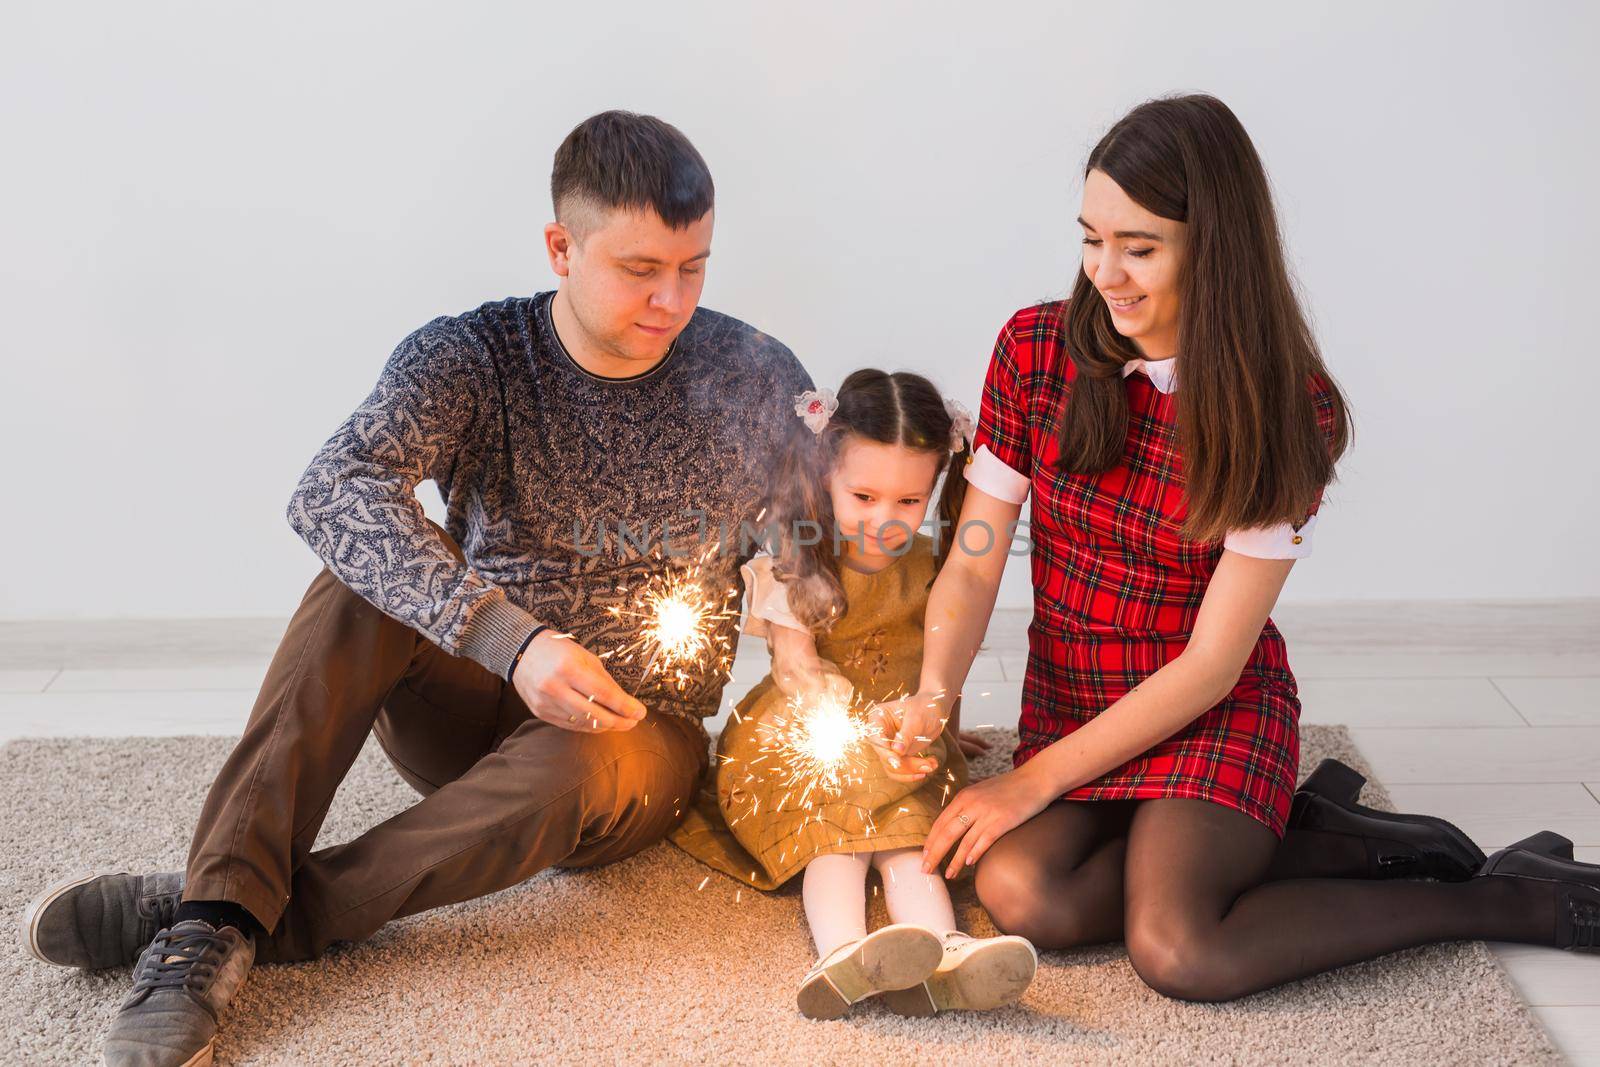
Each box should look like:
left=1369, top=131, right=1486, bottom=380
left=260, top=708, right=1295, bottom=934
left=20, top=872, right=102, bottom=967
left=796, top=925, right=943, bottom=1020
left=1300, top=761, right=1487, bottom=878
left=106, top=1040, right=213, bottom=1067
left=883, top=937, right=1038, bottom=1016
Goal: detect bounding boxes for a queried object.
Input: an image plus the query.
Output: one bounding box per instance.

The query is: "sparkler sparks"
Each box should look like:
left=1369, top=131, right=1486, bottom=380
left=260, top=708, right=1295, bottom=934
left=752, top=686, right=878, bottom=809
left=603, top=550, right=739, bottom=696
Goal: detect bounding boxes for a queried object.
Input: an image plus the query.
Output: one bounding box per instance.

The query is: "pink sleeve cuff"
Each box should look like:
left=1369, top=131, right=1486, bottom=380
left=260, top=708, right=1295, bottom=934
left=1223, top=514, right=1318, bottom=560
left=966, top=445, right=1031, bottom=505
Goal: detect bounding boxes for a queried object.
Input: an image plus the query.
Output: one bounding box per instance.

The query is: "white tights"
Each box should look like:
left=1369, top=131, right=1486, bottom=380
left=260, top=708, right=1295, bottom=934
left=802, top=847, right=959, bottom=958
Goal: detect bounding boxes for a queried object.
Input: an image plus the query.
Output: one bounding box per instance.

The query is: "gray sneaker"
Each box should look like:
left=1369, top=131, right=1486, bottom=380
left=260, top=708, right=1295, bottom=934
left=22, top=872, right=184, bottom=970
left=103, top=920, right=254, bottom=1067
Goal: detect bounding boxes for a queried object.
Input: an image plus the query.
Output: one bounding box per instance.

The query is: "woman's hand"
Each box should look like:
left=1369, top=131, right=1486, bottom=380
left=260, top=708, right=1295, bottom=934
left=865, top=698, right=934, bottom=783
left=866, top=734, right=933, bottom=783
left=865, top=720, right=989, bottom=783
left=921, top=762, right=1056, bottom=879
left=865, top=690, right=951, bottom=783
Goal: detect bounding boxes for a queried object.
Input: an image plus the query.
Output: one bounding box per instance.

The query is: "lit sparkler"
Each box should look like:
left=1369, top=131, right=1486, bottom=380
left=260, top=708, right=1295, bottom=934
left=752, top=686, right=878, bottom=809
left=603, top=549, right=740, bottom=696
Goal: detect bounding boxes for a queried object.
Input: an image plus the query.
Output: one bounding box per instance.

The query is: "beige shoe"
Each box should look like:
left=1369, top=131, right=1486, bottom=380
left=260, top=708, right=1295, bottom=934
left=795, top=924, right=943, bottom=1020
left=882, top=931, right=1038, bottom=1015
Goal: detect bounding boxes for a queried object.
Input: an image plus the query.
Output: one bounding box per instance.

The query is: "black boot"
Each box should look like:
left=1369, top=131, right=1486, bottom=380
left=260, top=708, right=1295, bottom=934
left=1479, top=831, right=1600, bottom=952
left=1288, top=759, right=1487, bottom=881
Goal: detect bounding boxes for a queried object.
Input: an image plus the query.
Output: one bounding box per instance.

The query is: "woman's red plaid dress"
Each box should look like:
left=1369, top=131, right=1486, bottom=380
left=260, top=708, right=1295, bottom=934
left=971, top=301, right=1338, bottom=837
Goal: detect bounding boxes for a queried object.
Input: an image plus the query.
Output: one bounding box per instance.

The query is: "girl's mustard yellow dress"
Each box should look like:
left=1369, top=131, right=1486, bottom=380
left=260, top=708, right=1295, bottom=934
left=670, top=534, right=969, bottom=890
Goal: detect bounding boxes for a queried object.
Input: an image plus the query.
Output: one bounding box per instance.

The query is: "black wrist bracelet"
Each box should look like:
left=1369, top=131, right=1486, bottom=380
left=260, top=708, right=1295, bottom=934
left=505, top=624, right=550, bottom=682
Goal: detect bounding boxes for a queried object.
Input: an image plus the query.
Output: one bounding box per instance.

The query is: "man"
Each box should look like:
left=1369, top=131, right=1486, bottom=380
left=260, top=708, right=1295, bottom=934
left=22, top=110, right=811, bottom=1066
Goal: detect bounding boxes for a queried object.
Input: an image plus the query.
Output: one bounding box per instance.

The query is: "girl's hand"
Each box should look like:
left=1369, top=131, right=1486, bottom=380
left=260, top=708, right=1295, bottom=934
left=759, top=667, right=854, bottom=727
left=956, top=730, right=992, bottom=758
left=813, top=669, right=855, bottom=708
left=921, top=763, right=1056, bottom=879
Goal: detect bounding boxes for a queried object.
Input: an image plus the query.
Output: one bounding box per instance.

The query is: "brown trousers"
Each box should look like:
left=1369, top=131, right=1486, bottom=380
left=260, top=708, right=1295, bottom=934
left=184, top=528, right=709, bottom=963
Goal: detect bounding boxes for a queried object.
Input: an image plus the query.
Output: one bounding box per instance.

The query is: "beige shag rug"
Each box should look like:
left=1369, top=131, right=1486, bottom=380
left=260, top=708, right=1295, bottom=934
left=1, top=726, right=1562, bottom=1065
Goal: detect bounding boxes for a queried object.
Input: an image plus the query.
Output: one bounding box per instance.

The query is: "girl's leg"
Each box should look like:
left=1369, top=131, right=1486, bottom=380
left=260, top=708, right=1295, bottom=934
left=971, top=799, right=1136, bottom=948
left=875, top=851, right=1040, bottom=1017
left=1121, top=797, right=1557, bottom=1002
left=872, top=848, right=958, bottom=934
left=796, top=852, right=948, bottom=1020
left=802, top=852, right=873, bottom=957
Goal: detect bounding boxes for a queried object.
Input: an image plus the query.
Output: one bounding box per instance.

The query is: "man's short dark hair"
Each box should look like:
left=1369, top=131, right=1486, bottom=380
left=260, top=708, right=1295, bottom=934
left=551, top=110, right=714, bottom=235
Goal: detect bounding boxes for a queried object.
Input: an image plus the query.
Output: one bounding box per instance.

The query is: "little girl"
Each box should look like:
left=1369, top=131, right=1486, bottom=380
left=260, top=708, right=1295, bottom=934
left=670, top=369, right=1038, bottom=1020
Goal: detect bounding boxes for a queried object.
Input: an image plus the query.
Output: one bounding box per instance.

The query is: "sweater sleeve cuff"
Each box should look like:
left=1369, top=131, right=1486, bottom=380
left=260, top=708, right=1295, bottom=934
left=457, top=594, right=544, bottom=679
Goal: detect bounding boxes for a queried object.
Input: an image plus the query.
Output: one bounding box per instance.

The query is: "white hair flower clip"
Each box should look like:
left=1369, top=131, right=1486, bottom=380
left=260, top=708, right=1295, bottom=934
left=794, top=388, right=838, bottom=434
left=944, top=398, right=975, bottom=453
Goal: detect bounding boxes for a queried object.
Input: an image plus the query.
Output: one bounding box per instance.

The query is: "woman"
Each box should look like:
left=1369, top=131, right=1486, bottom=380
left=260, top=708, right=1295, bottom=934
left=872, top=94, right=1599, bottom=1001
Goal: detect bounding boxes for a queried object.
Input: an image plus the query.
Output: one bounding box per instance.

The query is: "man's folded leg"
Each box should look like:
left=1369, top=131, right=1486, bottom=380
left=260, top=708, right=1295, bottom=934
left=35, top=556, right=509, bottom=1067
left=182, top=563, right=504, bottom=933
left=257, top=710, right=708, bottom=963
left=22, top=563, right=501, bottom=975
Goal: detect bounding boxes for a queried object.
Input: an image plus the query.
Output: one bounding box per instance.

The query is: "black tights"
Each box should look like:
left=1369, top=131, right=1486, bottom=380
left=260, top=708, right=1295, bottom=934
left=973, top=797, right=1556, bottom=1002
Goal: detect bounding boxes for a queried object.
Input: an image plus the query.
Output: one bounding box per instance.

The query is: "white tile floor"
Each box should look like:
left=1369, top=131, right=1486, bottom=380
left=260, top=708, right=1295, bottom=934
left=2, top=602, right=1598, bottom=1062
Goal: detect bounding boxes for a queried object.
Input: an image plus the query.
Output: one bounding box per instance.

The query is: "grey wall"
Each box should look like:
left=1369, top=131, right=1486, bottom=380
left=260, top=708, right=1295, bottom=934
left=3, top=0, right=1595, bottom=618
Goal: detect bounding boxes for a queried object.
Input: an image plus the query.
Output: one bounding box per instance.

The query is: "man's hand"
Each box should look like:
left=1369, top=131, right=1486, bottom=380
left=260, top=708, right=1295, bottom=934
left=510, top=630, right=647, bottom=733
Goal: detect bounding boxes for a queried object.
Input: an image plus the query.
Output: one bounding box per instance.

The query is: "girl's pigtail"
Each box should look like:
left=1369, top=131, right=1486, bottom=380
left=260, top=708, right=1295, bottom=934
left=932, top=438, right=972, bottom=576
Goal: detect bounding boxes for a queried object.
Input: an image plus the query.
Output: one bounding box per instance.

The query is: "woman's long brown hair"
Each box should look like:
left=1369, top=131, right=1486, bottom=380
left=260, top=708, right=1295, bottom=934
left=1060, top=94, right=1351, bottom=541
left=767, top=369, right=970, bottom=632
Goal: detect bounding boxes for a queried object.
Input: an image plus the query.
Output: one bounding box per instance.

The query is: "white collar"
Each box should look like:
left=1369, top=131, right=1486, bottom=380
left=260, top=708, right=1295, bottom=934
left=1121, top=356, right=1177, bottom=394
